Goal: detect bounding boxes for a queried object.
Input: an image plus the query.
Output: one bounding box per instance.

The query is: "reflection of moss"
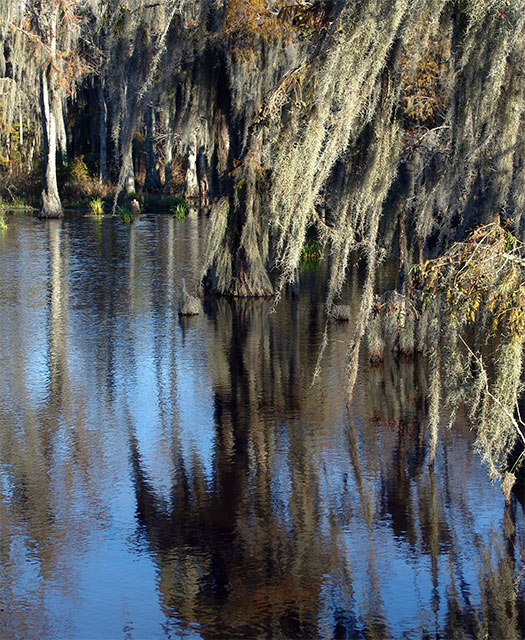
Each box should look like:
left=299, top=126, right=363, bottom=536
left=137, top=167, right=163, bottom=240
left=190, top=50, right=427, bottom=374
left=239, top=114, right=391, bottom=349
left=367, top=291, right=417, bottom=361
left=366, top=353, right=429, bottom=430
left=444, top=536, right=521, bottom=639
left=367, top=313, right=384, bottom=365
left=0, top=216, right=7, bottom=230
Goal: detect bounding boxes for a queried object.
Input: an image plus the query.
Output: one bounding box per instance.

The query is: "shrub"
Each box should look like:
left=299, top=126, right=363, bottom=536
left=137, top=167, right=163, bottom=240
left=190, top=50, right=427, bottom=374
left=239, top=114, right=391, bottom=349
left=145, top=193, right=185, bottom=213
left=62, top=155, right=112, bottom=203
left=70, top=155, right=90, bottom=182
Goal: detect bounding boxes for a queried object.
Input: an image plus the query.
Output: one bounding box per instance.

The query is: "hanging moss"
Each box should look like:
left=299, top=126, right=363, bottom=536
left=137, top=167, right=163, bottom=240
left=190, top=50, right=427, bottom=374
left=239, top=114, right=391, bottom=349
left=366, top=290, right=417, bottom=362
left=2, top=0, right=524, bottom=493
left=200, top=1, right=525, bottom=496
left=412, top=220, right=525, bottom=496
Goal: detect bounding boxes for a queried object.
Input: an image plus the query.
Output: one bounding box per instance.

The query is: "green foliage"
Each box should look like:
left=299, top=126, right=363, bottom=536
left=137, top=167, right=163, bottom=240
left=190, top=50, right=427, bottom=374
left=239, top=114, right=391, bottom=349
left=171, top=201, right=189, bottom=220
left=89, top=198, right=105, bottom=216
left=0, top=197, right=31, bottom=210
left=117, top=205, right=133, bottom=224
left=0, top=216, right=7, bottom=230
left=301, top=238, right=322, bottom=261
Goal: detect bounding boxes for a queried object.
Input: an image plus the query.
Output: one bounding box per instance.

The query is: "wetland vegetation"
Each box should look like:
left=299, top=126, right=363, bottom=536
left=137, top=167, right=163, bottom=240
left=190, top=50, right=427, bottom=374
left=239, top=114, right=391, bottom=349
left=0, top=0, right=524, bottom=637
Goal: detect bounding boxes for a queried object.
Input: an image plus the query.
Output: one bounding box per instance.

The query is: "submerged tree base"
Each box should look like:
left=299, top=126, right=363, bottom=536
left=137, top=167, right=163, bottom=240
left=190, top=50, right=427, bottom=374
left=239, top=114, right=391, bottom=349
left=202, top=273, right=275, bottom=298
left=39, top=191, right=63, bottom=219
left=202, top=197, right=274, bottom=298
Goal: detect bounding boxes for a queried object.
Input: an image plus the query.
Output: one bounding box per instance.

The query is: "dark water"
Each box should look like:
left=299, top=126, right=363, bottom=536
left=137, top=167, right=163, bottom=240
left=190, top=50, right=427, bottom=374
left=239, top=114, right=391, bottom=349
left=0, top=213, right=523, bottom=639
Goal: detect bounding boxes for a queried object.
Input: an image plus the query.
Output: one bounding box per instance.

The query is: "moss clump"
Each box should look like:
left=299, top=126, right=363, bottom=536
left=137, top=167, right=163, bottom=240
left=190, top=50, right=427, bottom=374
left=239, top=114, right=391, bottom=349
left=330, top=304, right=350, bottom=321
left=412, top=221, right=525, bottom=343
left=412, top=221, right=525, bottom=496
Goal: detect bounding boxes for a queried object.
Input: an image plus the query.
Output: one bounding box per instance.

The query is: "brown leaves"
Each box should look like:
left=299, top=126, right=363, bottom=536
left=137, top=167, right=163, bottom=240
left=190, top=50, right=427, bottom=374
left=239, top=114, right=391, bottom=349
left=412, top=220, right=525, bottom=342
left=223, top=0, right=330, bottom=60
left=401, top=35, right=449, bottom=130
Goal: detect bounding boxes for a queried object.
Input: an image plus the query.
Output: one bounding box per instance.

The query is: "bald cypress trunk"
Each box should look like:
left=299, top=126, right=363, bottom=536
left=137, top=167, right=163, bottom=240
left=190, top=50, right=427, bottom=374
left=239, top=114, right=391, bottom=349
left=184, top=135, right=200, bottom=203
left=99, top=80, right=108, bottom=183
left=144, top=105, right=161, bottom=192
left=40, top=65, right=63, bottom=219
left=122, top=145, right=136, bottom=195
left=36, top=4, right=63, bottom=219
left=203, top=135, right=274, bottom=297
left=162, top=110, right=173, bottom=190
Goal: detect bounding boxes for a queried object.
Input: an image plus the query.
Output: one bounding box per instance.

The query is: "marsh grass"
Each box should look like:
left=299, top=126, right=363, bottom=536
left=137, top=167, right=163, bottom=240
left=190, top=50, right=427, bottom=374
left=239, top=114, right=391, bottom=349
left=171, top=201, right=189, bottom=220
left=89, top=198, right=105, bottom=216
left=0, top=199, right=31, bottom=211
left=144, top=194, right=187, bottom=214
left=117, top=205, right=133, bottom=224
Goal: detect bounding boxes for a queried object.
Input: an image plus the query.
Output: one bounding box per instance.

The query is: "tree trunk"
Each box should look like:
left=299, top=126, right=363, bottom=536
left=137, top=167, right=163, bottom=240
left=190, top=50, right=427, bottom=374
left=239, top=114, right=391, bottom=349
left=55, top=99, right=67, bottom=165
left=202, top=158, right=274, bottom=297
left=162, top=110, right=172, bottom=190
left=184, top=135, right=199, bottom=202
left=98, top=79, right=108, bottom=182
left=144, top=105, right=161, bottom=192
left=39, top=66, right=63, bottom=218
left=122, top=144, right=135, bottom=195
left=197, top=146, right=209, bottom=206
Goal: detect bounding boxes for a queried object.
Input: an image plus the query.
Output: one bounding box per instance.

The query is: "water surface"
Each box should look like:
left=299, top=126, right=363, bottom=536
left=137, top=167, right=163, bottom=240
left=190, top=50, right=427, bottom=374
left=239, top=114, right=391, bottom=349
left=0, top=213, right=523, bottom=639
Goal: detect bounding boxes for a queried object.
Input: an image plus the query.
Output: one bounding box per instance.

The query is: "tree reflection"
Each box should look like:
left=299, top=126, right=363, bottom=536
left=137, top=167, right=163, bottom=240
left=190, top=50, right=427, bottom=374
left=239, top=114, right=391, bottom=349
left=128, top=286, right=523, bottom=638
left=0, top=217, right=522, bottom=639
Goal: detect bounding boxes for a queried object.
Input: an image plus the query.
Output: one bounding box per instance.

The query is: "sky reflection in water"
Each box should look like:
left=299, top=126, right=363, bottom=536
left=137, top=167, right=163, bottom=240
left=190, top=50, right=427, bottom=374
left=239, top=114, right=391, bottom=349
left=0, top=213, right=523, bottom=639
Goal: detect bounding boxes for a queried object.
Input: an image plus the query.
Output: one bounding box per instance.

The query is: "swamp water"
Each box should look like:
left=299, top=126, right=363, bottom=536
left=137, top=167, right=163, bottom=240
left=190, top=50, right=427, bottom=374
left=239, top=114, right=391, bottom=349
left=0, top=213, right=523, bottom=639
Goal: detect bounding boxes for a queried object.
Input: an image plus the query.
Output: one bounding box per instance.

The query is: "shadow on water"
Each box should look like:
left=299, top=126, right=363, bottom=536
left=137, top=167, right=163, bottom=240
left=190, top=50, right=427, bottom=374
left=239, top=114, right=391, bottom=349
left=0, top=214, right=523, bottom=639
